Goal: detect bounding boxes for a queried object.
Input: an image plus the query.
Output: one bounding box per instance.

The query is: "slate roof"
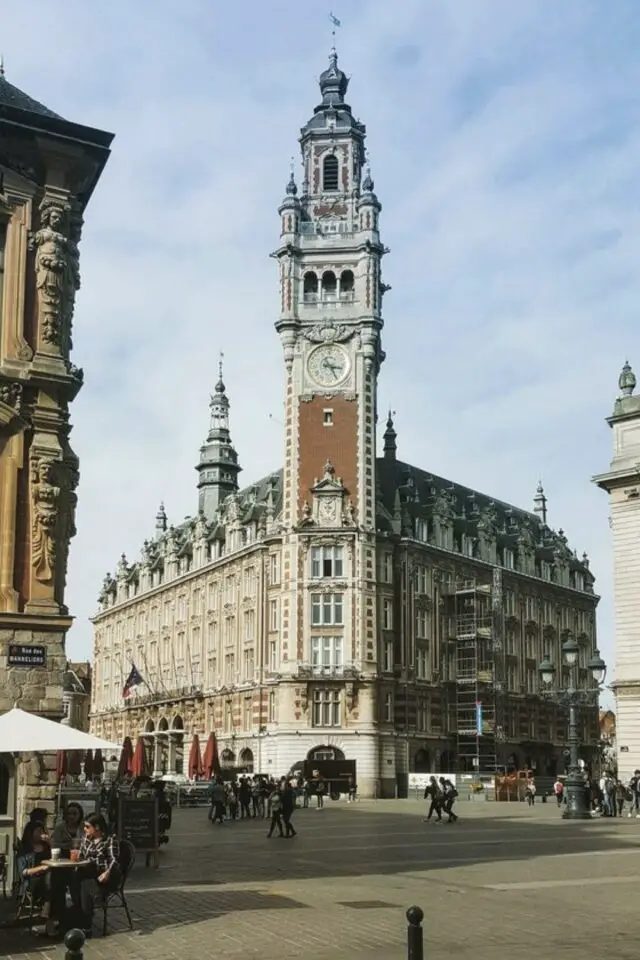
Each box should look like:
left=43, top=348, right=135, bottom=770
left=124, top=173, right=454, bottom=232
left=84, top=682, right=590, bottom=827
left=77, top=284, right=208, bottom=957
left=0, top=74, right=63, bottom=120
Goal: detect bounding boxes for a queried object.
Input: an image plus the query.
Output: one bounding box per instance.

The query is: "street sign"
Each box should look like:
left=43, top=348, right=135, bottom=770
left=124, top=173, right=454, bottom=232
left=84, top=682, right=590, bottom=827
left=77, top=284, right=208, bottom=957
left=8, top=644, right=46, bottom=667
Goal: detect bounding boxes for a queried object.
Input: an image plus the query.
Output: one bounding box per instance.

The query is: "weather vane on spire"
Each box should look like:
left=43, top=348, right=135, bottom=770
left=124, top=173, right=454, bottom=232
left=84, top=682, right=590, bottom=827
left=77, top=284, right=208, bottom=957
left=218, top=351, right=224, bottom=381
left=329, top=11, right=341, bottom=40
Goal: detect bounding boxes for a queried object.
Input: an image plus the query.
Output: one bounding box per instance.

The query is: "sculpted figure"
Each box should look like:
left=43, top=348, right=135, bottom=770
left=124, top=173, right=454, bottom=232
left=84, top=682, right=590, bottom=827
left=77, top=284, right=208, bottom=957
left=32, top=458, right=60, bottom=583
left=34, top=200, right=71, bottom=347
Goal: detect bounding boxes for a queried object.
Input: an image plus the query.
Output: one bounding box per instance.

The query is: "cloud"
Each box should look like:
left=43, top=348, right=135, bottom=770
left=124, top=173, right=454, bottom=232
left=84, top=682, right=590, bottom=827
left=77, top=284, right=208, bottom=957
left=5, top=0, right=639, bottom=700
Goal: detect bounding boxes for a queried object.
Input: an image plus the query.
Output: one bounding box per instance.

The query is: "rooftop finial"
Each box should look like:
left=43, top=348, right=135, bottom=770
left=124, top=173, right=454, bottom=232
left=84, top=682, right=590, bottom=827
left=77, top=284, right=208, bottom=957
left=619, top=359, right=636, bottom=398
left=218, top=350, right=224, bottom=383
left=286, top=156, right=298, bottom=196
left=383, top=409, right=397, bottom=460
left=0, top=55, right=5, bottom=79
left=329, top=11, right=341, bottom=41
left=533, top=480, right=548, bottom=526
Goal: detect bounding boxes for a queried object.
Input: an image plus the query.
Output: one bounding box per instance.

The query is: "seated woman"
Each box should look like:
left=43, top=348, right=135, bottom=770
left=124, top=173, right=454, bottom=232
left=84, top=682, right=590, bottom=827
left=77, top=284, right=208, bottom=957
left=50, top=802, right=84, bottom=856
left=18, top=819, right=51, bottom=922
left=71, top=813, right=121, bottom=937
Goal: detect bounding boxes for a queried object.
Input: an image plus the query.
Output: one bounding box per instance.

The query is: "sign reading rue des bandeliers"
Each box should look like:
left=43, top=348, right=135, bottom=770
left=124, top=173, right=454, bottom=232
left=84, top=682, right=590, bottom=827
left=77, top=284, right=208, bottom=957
left=8, top=644, right=46, bottom=667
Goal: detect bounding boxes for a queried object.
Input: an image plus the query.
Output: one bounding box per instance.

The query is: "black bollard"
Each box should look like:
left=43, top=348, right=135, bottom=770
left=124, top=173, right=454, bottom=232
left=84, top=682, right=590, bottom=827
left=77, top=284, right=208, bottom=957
left=406, top=905, right=424, bottom=960
left=64, top=928, right=86, bottom=960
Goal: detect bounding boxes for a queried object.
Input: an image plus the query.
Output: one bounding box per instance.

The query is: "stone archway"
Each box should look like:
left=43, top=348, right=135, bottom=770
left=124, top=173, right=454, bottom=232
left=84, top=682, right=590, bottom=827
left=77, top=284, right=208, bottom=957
left=307, top=745, right=345, bottom=762
left=221, top=749, right=236, bottom=769
left=239, top=748, right=254, bottom=773
left=413, top=748, right=430, bottom=773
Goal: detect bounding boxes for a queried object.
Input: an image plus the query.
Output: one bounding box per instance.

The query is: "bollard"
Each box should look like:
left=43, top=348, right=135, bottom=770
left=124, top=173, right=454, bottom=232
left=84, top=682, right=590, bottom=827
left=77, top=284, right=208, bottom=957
left=406, top=905, right=424, bottom=960
left=64, top=928, right=86, bottom=960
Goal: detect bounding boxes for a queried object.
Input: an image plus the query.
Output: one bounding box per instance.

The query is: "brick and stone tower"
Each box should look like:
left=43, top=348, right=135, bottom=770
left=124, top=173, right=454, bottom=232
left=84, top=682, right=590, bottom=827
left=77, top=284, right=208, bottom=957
left=594, top=361, right=640, bottom=780
left=0, top=68, right=112, bottom=823
left=272, top=48, right=388, bottom=793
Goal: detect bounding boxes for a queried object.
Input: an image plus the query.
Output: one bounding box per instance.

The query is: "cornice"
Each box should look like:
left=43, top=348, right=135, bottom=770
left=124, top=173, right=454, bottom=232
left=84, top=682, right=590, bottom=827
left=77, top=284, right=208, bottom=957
left=0, top=612, right=73, bottom=630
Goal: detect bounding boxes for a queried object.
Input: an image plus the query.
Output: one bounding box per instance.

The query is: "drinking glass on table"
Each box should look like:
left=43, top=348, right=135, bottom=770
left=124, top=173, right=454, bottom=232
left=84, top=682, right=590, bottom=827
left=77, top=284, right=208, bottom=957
left=69, top=847, right=80, bottom=863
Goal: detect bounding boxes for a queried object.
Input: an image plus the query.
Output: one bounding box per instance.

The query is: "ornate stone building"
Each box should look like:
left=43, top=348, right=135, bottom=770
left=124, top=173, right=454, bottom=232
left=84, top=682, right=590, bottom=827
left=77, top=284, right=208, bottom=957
left=594, top=362, right=640, bottom=780
left=0, top=68, right=112, bottom=825
left=90, top=51, right=599, bottom=797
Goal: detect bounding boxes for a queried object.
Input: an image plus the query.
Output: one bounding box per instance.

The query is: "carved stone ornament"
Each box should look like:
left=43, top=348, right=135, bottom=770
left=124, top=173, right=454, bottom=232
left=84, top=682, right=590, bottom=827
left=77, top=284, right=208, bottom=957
left=33, top=197, right=81, bottom=353
left=31, top=455, right=60, bottom=584
left=0, top=378, right=22, bottom=409
left=303, top=322, right=353, bottom=344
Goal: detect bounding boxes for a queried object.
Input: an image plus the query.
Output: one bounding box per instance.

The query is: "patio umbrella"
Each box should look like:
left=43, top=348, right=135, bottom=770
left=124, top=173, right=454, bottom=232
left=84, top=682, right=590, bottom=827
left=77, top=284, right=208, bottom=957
left=202, top=732, right=221, bottom=779
left=188, top=733, right=203, bottom=780
left=131, top=737, right=148, bottom=778
left=117, top=736, right=134, bottom=779
left=0, top=707, right=121, bottom=753
left=93, top=749, right=105, bottom=779
left=83, top=750, right=95, bottom=780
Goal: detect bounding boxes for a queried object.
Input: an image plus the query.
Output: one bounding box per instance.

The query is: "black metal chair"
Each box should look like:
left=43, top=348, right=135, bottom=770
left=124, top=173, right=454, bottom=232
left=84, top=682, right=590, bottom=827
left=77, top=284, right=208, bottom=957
left=100, top=839, right=135, bottom=936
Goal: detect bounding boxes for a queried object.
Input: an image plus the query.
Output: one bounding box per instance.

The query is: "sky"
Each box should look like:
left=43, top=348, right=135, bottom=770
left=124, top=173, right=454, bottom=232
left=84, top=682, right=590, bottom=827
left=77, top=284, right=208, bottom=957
left=4, top=0, right=640, bottom=701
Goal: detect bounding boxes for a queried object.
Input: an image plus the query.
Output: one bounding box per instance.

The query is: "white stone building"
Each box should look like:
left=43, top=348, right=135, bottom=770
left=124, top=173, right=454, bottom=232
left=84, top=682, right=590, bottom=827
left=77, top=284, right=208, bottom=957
left=90, top=50, right=600, bottom=797
left=594, top=362, right=640, bottom=780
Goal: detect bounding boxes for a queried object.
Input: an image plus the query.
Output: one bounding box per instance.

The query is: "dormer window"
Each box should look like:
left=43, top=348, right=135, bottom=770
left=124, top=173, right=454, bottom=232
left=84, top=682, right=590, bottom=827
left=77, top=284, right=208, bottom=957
left=323, top=154, right=339, bottom=191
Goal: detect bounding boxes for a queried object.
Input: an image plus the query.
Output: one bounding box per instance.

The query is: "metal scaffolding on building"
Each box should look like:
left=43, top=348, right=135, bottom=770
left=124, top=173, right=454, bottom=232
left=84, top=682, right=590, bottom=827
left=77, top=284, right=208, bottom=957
left=450, top=571, right=506, bottom=773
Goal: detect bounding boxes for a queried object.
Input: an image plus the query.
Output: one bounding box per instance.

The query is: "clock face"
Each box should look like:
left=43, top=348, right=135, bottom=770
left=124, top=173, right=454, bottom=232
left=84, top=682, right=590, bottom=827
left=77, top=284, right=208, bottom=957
left=307, top=344, right=350, bottom=387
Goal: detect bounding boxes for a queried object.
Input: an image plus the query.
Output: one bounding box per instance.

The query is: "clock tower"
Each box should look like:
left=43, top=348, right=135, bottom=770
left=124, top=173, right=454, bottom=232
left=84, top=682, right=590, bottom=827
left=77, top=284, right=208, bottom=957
left=272, top=49, right=387, bottom=788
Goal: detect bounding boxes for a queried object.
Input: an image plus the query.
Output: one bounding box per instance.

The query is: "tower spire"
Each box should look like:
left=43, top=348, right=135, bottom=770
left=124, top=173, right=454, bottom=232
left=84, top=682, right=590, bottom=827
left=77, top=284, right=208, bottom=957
left=196, top=356, right=242, bottom=520
left=533, top=480, right=548, bottom=526
left=383, top=410, right=397, bottom=460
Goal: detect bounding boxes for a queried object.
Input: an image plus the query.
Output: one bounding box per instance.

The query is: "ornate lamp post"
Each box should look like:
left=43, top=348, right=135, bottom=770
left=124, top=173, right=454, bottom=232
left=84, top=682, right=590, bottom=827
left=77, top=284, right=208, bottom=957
left=538, top=636, right=607, bottom=820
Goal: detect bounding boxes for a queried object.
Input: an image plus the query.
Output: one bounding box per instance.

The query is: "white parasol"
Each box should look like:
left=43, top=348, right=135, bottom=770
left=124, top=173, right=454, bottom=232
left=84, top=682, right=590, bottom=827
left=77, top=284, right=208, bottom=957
left=0, top=707, right=121, bottom=754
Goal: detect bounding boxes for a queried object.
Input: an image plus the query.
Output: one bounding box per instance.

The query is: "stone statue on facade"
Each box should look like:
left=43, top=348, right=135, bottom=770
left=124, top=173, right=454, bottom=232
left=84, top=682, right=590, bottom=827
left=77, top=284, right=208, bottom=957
left=33, top=198, right=75, bottom=350
left=31, top=458, right=60, bottom=583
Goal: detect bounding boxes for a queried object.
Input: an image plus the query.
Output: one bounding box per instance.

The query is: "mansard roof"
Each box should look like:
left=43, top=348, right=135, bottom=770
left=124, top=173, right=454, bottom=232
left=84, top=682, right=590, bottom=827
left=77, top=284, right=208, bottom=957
left=376, top=456, right=592, bottom=580
left=0, top=73, right=63, bottom=120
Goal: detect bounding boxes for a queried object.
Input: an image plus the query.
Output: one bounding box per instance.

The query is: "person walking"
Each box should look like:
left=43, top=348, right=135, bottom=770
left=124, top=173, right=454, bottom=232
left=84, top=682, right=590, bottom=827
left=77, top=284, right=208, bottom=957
left=281, top=780, right=297, bottom=838
left=423, top=776, right=442, bottom=823
left=315, top=776, right=326, bottom=810
left=553, top=777, right=564, bottom=808
left=525, top=776, right=536, bottom=806
left=266, top=788, right=284, bottom=838
left=440, top=777, right=459, bottom=823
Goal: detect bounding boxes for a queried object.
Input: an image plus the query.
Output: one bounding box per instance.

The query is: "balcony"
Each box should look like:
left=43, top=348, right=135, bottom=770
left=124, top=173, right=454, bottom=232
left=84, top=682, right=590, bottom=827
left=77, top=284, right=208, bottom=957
left=295, top=662, right=361, bottom=680
left=300, top=293, right=357, bottom=314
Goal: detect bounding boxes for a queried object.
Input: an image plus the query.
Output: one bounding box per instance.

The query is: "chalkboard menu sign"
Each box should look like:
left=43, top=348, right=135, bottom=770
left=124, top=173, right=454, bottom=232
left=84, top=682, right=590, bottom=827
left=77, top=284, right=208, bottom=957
left=117, top=797, right=158, bottom=867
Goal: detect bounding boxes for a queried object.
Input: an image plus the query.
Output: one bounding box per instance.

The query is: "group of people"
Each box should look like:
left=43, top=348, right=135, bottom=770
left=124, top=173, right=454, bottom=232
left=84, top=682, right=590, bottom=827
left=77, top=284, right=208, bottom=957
left=17, top=803, right=121, bottom=939
left=595, top=770, right=640, bottom=817
left=422, top=776, right=460, bottom=823
left=207, top=775, right=305, bottom=836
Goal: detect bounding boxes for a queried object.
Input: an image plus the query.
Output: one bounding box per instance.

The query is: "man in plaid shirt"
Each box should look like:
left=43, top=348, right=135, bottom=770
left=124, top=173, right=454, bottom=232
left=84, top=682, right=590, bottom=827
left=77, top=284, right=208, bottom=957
left=73, top=813, right=121, bottom=935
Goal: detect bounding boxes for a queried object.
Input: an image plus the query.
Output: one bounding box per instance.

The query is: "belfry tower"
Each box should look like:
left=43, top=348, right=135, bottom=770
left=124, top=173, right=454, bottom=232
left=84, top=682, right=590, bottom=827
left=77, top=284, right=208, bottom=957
left=272, top=49, right=388, bottom=793
left=196, top=357, right=242, bottom=521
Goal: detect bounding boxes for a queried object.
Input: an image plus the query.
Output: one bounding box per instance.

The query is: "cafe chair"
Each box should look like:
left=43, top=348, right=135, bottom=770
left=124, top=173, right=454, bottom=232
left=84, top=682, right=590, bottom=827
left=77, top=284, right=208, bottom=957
left=101, top=839, right=135, bottom=937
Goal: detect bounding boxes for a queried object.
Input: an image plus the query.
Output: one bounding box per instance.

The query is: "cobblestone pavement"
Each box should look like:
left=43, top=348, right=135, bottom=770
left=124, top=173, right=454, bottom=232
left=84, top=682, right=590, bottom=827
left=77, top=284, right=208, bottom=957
left=3, top=799, right=640, bottom=959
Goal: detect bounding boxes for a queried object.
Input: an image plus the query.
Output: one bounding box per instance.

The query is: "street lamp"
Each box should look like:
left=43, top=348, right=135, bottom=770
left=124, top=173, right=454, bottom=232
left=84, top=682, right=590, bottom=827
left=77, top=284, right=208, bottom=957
left=539, top=637, right=607, bottom=820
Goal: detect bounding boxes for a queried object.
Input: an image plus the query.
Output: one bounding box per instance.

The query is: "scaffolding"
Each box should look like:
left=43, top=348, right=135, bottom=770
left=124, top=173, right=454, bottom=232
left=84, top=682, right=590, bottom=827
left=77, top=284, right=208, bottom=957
left=449, top=570, right=505, bottom=773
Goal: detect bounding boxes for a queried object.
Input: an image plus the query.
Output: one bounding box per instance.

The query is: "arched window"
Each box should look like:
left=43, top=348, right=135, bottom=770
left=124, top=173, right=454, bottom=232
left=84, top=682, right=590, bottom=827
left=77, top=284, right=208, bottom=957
left=308, top=745, right=345, bottom=762
left=303, top=271, right=318, bottom=302
left=340, top=269, right=354, bottom=299
left=239, top=748, right=254, bottom=773
left=221, top=748, right=235, bottom=767
left=323, top=154, right=339, bottom=192
left=321, top=271, right=337, bottom=300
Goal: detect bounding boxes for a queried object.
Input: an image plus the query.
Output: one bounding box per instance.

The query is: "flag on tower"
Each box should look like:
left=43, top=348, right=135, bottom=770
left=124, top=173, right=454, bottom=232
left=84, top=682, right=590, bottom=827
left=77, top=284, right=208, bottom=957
left=122, top=664, right=144, bottom=699
left=329, top=12, right=341, bottom=28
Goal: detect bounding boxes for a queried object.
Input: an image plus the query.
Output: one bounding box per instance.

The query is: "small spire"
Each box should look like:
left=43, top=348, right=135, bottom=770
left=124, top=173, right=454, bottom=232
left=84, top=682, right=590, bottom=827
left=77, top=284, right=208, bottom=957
left=0, top=55, right=5, bottom=79
left=362, top=163, right=374, bottom=193
left=155, top=501, right=167, bottom=535
left=214, top=351, right=227, bottom=395
left=619, top=360, right=636, bottom=398
left=383, top=409, right=397, bottom=460
left=286, top=157, right=298, bottom=196
left=533, top=480, right=548, bottom=526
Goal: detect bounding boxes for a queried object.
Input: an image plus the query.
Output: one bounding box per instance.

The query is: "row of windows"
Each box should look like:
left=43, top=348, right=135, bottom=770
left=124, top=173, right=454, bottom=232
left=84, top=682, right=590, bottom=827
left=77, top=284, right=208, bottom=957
left=303, top=269, right=354, bottom=301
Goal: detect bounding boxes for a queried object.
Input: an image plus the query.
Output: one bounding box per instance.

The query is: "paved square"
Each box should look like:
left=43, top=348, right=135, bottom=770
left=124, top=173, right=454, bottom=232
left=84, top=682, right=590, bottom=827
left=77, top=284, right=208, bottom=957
left=3, top=799, right=640, bottom=959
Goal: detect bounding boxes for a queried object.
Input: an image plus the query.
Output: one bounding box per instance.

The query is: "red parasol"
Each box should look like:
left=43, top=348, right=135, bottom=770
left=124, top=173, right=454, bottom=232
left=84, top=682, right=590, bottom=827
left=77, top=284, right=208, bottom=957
left=131, top=737, right=149, bottom=778
left=202, top=732, right=221, bottom=780
left=56, top=751, right=67, bottom=784
left=93, top=749, right=105, bottom=778
left=66, top=751, right=82, bottom=777
left=117, top=736, right=134, bottom=779
left=83, top=750, right=94, bottom=781
left=188, top=733, right=204, bottom=780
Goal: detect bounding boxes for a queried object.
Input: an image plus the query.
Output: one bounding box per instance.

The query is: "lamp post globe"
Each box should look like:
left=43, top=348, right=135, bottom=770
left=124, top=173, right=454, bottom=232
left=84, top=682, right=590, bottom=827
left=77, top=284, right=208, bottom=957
left=562, top=634, right=579, bottom=667
left=538, top=654, right=556, bottom=687
left=588, top=649, right=607, bottom=685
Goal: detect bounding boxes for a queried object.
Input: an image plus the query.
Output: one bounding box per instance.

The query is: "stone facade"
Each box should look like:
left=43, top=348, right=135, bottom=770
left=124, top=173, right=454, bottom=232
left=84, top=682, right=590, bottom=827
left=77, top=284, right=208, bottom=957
left=0, top=69, right=112, bottom=829
left=90, top=51, right=600, bottom=797
left=594, top=362, right=640, bottom=780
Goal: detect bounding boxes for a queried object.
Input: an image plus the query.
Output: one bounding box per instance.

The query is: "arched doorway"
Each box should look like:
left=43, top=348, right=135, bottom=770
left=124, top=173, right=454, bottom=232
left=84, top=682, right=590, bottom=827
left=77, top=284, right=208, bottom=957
left=307, top=745, right=345, bottom=762
left=171, top=716, right=184, bottom=775
left=239, top=748, right=254, bottom=773
left=221, top=748, right=235, bottom=769
left=413, top=748, right=430, bottom=773
left=438, top=750, right=455, bottom=773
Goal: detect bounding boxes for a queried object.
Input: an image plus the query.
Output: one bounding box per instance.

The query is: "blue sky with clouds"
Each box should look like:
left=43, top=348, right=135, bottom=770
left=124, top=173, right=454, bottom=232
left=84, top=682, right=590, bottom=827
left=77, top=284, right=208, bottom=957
left=5, top=0, right=640, bottom=696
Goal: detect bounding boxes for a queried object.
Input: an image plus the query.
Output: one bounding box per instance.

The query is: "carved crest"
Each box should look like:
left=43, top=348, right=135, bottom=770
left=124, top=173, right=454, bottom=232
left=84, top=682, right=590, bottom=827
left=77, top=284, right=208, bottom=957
left=303, top=322, right=353, bottom=344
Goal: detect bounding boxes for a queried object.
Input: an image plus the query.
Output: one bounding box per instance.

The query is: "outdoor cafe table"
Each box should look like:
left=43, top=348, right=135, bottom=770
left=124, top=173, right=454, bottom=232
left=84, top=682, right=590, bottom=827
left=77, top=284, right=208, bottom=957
left=41, top=860, right=90, bottom=869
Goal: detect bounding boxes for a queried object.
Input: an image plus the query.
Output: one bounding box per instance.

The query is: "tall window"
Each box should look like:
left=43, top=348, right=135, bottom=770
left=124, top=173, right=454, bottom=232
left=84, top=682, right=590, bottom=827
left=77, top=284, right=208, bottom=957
left=416, top=609, right=427, bottom=638
left=382, top=598, right=393, bottom=630
left=311, top=545, right=344, bottom=578
left=268, top=640, right=278, bottom=672
left=268, top=690, right=277, bottom=723
left=311, top=636, right=343, bottom=672
left=243, top=696, right=252, bottom=731
left=383, top=639, right=393, bottom=673
left=207, top=656, right=217, bottom=687
left=224, top=653, right=235, bottom=685
left=381, top=553, right=393, bottom=583
left=384, top=692, right=393, bottom=723
left=311, top=593, right=343, bottom=625
left=312, top=688, right=341, bottom=726
left=244, top=609, right=255, bottom=641
left=416, top=566, right=428, bottom=594
left=269, top=599, right=279, bottom=631
left=416, top=647, right=428, bottom=680
left=243, top=648, right=254, bottom=682
left=417, top=699, right=428, bottom=732
left=322, top=154, right=339, bottom=191
left=269, top=553, right=280, bottom=584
